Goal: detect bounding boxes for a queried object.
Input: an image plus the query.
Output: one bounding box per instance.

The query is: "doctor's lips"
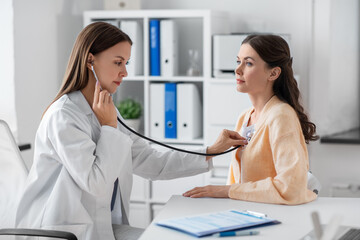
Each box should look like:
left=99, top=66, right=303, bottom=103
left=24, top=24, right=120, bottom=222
left=114, top=81, right=122, bottom=86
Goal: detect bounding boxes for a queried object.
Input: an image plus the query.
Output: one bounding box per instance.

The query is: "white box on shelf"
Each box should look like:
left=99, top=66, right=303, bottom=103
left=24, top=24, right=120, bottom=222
left=150, top=83, right=165, bottom=139
left=177, top=83, right=202, bottom=140
left=120, top=20, right=143, bottom=76
left=160, top=20, right=178, bottom=76
left=213, top=34, right=249, bottom=78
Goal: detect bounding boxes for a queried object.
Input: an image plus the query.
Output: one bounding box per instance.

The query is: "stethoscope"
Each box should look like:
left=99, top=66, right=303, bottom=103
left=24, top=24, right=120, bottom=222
left=91, top=63, right=241, bottom=156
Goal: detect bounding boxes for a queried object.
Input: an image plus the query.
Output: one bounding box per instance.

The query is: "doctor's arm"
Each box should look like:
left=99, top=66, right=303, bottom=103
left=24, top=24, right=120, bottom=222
left=129, top=129, right=246, bottom=181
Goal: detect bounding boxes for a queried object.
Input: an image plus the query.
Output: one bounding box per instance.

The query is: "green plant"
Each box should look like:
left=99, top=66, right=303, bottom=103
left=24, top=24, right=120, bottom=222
left=116, top=98, right=142, bottom=119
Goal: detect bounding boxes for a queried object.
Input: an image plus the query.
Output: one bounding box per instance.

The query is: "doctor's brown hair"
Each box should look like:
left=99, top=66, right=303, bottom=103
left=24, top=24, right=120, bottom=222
left=43, top=22, right=132, bottom=117
left=242, top=34, right=319, bottom=143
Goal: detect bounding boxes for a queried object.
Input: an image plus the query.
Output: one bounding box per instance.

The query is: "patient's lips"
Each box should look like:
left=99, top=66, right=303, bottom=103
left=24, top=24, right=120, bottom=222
left=237, top=79, right=245, bottom=84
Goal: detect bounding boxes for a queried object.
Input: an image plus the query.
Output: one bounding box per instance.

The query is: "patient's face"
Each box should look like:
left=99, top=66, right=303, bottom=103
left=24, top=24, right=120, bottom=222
left=234, top=43, right=273, bottom=95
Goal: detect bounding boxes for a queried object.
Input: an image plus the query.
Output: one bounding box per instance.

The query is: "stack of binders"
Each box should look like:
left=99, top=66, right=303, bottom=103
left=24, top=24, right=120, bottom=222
left=149, top=19, right=178, bottom=76
left=150, top=83, right=202, bottom=140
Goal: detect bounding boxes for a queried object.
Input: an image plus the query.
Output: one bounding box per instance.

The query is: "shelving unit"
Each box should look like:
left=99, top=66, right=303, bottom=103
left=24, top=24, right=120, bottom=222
left=84, top=9, right=231, bottom=228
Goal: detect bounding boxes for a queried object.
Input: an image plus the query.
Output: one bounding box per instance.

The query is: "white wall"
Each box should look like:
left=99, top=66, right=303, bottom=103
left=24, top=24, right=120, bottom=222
left=309, top=0, right=360, bottom=196
left=13, top=0, right=103, bottom=168
left=311, top=0, right=360, bottom=135
left=0, top=0, right=18, bottom=139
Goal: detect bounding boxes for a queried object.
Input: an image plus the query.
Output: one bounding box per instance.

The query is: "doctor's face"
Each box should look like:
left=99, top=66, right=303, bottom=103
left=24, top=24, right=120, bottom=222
left=92, top=41, right=131, bottom=94
left=234, top=43, right=273, bottom=95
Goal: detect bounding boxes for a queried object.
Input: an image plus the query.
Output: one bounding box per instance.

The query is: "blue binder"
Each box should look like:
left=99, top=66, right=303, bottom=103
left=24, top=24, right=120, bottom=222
left=149, top=19, right=160, bottom=76
left=165, top=83, right=177, bottom=138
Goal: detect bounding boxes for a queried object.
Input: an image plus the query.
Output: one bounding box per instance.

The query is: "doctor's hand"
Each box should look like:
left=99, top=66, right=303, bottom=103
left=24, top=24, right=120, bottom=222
left=206, top=129, right=247, bottom=160
left=92, top=81, right=117, bottom=128
left=183, top=185, right=231, bottom=198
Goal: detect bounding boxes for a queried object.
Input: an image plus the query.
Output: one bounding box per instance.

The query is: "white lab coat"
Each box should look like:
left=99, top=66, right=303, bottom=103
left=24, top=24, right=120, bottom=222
left=15, top=91, right=212, bottom=240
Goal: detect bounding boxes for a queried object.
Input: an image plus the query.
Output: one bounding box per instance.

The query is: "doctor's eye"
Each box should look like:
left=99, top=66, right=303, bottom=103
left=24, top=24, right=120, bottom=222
left=236, top=60, right=241, bottom=65
left=115, top=61, right=122, bottom=66
left=246, top=62, right=253, bottom=66
left=126, top=61, right=129, bottom=65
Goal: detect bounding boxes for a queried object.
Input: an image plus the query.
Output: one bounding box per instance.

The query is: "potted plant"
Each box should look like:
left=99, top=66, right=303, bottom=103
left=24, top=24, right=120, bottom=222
left=116, top=98, right=142, bottom=131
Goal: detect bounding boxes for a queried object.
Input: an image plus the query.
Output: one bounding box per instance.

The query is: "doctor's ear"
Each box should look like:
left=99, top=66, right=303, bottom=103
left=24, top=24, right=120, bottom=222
left=87, top=53, right=95, bottom=69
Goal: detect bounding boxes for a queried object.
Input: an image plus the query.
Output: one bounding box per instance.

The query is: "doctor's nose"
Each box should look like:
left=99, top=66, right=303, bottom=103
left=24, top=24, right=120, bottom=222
left=120, top=66, right=128, bottom=78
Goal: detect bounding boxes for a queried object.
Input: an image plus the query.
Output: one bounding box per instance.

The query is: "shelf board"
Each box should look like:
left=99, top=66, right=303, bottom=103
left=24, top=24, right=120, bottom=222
left=320, top=128, right=360, bottom=144
left=148, top=76, right=204, bottom=82
left=210, top=78, right=236, bottom=84
left=124, top=76, right=145, bottom=81
left=84, top=9, right=227, bottom=20
left=149, top=138, right=204, bottom=145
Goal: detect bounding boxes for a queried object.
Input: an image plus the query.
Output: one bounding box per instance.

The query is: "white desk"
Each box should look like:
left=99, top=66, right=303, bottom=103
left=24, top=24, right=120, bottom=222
left=139, top=195, right=360, bottom=239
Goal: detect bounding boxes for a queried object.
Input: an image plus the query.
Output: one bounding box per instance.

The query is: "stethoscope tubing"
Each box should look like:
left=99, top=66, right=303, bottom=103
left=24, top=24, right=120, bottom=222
left=117, top=116, right=241, bottom=157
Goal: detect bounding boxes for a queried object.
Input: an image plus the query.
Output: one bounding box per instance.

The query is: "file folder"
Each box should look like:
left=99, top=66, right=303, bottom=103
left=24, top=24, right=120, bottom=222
left=119, top=21, right=143, bottom=76
left=165, top=83, right=177, bottom=139
left=150, top=83, right=165, bottom=139
left=156, top=209, right=280, bottom=237
left=160, top=20, right=178, bottom=76
left=177, top=83, right=202, bottom=140
left=149, top=19, right=160, bottom=76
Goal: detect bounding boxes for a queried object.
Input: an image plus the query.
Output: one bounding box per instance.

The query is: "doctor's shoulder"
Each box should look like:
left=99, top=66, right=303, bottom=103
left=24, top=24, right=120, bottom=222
left=42, top=94, right=91, bottom=132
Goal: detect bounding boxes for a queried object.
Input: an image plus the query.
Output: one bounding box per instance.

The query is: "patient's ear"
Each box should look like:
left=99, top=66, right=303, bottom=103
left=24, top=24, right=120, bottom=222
left=268, top=67, right=281, bottom=82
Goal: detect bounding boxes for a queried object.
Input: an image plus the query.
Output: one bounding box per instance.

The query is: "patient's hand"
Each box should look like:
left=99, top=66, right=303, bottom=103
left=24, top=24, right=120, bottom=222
left=183, top=185, right=231, bottom=198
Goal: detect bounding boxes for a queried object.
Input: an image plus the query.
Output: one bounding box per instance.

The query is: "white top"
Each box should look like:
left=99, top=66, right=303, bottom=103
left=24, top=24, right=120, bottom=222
left=15, top=91, right=213, bottom=240
left=239, top=117, right=256, bottom=183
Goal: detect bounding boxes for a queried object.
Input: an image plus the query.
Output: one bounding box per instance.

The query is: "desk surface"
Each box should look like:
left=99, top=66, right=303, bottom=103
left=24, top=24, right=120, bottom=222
left=139, top=195, right=360, bottom=240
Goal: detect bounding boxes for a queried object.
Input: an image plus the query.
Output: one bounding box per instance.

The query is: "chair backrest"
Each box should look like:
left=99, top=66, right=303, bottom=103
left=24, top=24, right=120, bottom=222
left=0, top=119, right=28, bottom=228
left=307, top=171, right=321, bottom=195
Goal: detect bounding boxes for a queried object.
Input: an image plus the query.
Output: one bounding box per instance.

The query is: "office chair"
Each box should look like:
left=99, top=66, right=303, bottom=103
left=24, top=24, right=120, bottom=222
left=0, top=119, right=78, bottom=240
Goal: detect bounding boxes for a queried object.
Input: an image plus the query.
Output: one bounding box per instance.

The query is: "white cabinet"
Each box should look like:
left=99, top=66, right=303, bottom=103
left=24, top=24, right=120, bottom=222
left=84, top=9, right=231, bottom=227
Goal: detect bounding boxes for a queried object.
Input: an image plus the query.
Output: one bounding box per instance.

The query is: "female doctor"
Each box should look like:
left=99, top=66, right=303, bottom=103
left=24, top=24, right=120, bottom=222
left=15, top=22, right=246, bottom=240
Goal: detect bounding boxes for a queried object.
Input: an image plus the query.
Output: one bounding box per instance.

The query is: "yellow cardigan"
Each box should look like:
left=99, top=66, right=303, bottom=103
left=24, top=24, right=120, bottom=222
left=227, top=96, right=317, bottom=205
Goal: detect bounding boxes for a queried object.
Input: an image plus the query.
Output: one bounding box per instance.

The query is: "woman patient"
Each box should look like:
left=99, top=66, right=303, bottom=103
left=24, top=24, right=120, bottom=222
left=184, top=34, right=319, bottom=205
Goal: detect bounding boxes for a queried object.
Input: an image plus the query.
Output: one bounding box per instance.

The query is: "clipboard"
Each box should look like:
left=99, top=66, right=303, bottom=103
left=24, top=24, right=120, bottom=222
left=156, top=209, right=281, bottom=237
